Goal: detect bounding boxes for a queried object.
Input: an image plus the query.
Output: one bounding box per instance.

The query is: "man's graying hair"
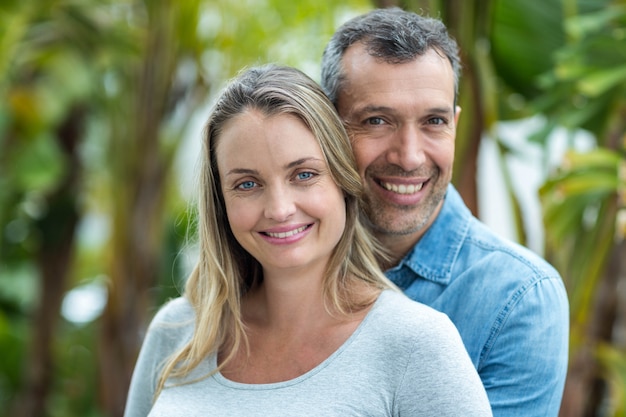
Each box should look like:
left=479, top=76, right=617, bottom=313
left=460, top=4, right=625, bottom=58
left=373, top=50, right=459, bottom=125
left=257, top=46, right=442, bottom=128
left=321, top=7, right=461, bottom=106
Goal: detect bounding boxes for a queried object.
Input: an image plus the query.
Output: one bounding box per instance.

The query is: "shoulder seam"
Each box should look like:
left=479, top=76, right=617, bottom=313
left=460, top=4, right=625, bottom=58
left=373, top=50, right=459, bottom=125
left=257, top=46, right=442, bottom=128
left=477, top=274, right=563, bottom=369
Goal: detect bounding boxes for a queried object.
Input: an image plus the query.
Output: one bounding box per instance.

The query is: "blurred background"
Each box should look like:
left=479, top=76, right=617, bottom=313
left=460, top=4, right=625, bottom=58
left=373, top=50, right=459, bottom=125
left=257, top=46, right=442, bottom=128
left=0, top=0, right=624, bottom=416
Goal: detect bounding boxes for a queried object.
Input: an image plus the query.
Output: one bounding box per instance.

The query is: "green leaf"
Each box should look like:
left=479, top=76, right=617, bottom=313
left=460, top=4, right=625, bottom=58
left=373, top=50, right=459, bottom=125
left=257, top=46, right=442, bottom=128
left=565, top=4, right=626, bottom=39
left=561, top=148, right=622, bottom=171
left=555, top=174, right=619, bottom=196
left=596, top=343, right=626, bottom=415
left=577, top=65, right=626, bottom=96
left=491, top=0, right=566, bottom=96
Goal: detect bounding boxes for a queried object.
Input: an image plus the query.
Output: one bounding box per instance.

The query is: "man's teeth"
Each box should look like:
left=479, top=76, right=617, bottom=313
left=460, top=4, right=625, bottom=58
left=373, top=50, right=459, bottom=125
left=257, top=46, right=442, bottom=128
left=266, top=226, right=307, bottom=238
left=382, top=182, right=423, bottom=194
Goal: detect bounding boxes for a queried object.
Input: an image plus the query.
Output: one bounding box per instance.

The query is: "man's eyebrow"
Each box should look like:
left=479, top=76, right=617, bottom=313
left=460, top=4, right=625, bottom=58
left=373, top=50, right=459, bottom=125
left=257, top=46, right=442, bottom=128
left=428, top=106, right=455, bottom=115
left=353, top=105, right=454, bottom=115
left=354, top=105, right=393, bottom=115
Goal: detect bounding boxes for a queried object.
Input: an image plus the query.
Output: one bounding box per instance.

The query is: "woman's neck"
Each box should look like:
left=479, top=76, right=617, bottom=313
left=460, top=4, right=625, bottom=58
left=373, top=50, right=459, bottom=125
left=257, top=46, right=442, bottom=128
left=221, top=276, right=379, bottom=384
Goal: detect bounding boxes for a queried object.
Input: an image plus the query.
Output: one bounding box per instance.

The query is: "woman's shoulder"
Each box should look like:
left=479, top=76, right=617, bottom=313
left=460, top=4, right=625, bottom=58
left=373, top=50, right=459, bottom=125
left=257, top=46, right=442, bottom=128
left=371, top=290, right=461, bottom=342
left=376, top=290, right=449, bottom=321
left=146, top=296, right=195, bottom=336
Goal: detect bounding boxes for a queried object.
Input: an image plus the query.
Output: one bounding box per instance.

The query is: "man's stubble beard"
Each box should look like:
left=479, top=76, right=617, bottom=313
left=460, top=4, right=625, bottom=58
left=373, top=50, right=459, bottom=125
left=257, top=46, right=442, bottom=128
left=363, top=178, right=447, bottom=238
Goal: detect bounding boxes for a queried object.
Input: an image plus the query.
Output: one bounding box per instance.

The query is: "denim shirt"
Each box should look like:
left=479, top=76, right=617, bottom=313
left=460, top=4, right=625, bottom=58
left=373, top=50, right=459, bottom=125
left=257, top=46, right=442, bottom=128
left=386, top=185, right=569, bottom=417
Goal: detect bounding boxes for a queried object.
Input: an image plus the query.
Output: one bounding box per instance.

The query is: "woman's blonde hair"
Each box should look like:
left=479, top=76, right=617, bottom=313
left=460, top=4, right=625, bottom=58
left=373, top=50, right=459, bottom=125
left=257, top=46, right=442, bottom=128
left=155, top=64, right=394, bottom=398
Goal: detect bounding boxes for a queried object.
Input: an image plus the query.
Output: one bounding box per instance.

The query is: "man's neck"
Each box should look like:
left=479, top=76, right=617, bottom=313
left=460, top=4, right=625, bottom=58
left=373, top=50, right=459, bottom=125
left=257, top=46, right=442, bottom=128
left=376, top=231, right=422, bottom=269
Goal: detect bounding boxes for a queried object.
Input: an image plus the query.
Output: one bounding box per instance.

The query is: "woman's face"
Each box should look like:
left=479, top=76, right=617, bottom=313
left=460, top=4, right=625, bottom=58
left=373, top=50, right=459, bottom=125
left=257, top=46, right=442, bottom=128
left=216, top=110, right=346, bottom=276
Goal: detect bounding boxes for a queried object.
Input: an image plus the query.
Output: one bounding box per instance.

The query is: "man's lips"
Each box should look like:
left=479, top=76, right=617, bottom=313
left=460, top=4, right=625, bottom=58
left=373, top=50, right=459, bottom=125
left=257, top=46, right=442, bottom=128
left=378, top=180, right=424, bottom=195
left=377, top=180, right=425, bottom=195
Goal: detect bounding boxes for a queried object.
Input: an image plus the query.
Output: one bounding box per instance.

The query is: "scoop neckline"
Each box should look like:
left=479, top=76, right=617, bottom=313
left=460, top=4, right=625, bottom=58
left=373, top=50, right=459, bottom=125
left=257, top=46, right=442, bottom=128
left=211, top=289, right=392, bottom=390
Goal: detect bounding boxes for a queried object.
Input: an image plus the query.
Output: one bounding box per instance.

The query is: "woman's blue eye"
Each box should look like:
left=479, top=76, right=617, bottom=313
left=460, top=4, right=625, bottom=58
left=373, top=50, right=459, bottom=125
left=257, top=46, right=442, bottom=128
left=297, top=172, right=313, bottom=180
left=238, top=181, right=256, bottom=190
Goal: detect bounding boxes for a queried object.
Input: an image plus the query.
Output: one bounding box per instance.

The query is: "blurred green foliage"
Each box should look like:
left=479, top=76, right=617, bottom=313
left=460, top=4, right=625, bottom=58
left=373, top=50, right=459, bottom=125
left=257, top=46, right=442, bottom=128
left=0, top=0, right=625, bottom=416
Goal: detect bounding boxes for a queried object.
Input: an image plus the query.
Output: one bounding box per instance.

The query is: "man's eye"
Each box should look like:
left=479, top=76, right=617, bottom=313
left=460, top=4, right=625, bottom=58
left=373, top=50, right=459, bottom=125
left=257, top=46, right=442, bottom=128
left=237, top=181, right=256, bottom=190
left=366, top=117, right=385, bottom=125
left=428, top=117, right=446, bottom=125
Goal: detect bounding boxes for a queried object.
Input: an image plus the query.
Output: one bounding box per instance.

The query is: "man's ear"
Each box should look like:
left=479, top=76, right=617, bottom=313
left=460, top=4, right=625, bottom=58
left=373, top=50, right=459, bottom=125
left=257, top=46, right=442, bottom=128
left=454, top=106, right=461, bottom=126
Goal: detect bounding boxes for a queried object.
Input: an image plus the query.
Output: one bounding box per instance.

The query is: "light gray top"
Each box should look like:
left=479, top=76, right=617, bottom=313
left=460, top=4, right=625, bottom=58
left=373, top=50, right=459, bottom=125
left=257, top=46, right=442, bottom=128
left=124, top=289, right=492, bottom=416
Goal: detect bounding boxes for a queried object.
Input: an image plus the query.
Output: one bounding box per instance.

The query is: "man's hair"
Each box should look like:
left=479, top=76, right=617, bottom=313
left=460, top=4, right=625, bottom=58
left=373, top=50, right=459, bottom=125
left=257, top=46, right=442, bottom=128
left=321, top=7, right=461, bottom=105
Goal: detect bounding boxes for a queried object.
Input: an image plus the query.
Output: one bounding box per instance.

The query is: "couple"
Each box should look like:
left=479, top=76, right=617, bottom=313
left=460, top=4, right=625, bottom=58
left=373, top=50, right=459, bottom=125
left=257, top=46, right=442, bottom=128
left=124, top=8, right=569, bottom=416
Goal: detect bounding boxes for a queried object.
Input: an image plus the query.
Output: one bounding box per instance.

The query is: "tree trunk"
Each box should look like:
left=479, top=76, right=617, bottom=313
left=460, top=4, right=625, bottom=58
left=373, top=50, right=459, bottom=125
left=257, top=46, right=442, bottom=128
left=10, top=106, right=84, bottom=417
left=97, top=3, right=177, bottom=415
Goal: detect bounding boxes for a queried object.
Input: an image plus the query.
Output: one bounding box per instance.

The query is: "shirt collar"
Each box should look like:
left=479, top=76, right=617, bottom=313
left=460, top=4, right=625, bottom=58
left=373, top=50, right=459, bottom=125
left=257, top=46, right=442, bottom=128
left=388, top=184, right=471, bottom=284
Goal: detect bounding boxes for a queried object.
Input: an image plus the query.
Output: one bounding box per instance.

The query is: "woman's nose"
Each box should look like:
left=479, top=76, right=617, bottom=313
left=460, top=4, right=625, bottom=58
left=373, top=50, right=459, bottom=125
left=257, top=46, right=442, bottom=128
left=263, top=186, right=296, bottom=222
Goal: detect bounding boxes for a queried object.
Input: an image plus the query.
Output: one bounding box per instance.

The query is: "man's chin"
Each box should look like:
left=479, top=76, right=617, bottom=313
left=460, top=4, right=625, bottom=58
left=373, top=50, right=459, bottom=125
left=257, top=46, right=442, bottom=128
left=367, top=213, right=428, bottom=237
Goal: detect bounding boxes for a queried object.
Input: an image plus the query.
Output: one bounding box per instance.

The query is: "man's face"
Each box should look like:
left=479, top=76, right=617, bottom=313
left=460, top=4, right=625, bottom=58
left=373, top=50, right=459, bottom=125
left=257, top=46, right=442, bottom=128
left=336, top=43, right=459, bottom=247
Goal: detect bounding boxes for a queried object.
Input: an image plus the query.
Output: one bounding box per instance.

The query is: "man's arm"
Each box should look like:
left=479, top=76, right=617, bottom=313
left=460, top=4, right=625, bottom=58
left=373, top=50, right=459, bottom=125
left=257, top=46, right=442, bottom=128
left=479, top=277, right=569, bottom=417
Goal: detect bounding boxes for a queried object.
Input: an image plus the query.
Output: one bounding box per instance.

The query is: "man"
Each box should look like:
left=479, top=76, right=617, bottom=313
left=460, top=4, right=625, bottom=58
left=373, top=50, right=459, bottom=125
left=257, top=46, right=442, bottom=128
left=320, top=7, right=569, bottom=416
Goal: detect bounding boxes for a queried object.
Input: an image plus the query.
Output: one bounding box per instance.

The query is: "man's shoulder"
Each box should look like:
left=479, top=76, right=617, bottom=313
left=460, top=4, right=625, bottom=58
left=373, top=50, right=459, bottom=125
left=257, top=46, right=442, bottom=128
left=418, top=185, right=567, bottom=312
left=443, top=185, right=560, bottom=279
left=450, top=216, right=569, bottom=339
left=462, top=215, right=561, bottom=282
left=409, top=185, right=561, bottom=285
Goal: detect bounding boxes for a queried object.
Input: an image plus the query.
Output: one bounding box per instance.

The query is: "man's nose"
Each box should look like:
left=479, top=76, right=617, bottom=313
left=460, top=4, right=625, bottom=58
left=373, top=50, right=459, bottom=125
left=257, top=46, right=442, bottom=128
left=386, top=124, right=426, bottom=171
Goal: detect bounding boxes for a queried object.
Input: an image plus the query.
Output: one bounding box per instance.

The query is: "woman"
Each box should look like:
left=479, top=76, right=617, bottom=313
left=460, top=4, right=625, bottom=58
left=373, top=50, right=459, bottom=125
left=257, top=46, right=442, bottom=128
left=124, top=64, right=492, bottom=416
